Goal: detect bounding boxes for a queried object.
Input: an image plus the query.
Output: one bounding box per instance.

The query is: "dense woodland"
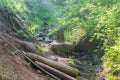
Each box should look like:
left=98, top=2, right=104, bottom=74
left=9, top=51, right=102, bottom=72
left=0, top=0, right=120, bottom=80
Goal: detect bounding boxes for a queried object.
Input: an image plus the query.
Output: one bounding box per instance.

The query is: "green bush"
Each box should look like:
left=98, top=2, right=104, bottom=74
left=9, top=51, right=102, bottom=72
left=15, top=30, right=33, bottom=40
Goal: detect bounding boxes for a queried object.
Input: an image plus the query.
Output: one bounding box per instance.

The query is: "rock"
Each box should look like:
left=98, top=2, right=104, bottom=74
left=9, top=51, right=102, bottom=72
left=45, top=40, right=54, bottom=44
left=41, top=27, right=48, bottom=33
left=44, top=37, right=54, bottom=44
left=38, top=32, right=45, bottom=37
left=36, top=37, right=43, bottom=42
left=50, top=41, right=75, bottom=54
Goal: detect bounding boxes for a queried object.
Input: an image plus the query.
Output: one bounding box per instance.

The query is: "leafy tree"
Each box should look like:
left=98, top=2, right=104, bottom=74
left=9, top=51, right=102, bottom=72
left=54, top=0, right=120, bottom=79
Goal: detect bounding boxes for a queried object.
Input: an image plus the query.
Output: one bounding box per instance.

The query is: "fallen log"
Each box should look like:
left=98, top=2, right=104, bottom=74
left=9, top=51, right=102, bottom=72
left=36, top=61, right=76, bottom=80
left=26, top=53, right=80, bottom=77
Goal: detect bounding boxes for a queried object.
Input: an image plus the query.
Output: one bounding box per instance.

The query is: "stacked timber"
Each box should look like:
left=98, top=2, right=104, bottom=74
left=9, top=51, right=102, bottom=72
left=26, top=53, right=80, bottom=80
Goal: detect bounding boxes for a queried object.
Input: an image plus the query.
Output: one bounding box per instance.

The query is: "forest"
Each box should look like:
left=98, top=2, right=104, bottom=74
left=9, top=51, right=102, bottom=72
left=0, top=0, right=120, bottom=80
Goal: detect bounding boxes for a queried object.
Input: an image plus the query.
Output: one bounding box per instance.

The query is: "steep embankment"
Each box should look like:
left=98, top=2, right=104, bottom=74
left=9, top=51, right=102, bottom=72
left=0, top=7, right=22, bottom=34
left=0, top=35, right=51, bottom=80
left=0, top=6, right=51, bottom=80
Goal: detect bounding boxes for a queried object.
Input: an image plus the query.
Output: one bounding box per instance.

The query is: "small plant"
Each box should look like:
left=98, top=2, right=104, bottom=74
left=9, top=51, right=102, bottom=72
left=108, top=74, right=117, bottom=80
left=69, top=56, right=76, bottom=67
left=0, top=63, right=7, bottom=68
left=36, top=43, right=49, bottom=55
left=25, top=62, right=31, bottom=68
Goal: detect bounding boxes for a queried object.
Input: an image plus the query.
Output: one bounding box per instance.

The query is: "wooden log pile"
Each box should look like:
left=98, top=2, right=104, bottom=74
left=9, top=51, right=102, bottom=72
left=36, top=61, right=76, bottom=80
left=26, top=53, right=80, bottom=80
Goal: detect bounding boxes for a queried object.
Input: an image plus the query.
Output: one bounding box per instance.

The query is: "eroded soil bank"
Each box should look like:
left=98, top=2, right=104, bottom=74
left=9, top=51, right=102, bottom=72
left=0, top=36, right=52, bottom=80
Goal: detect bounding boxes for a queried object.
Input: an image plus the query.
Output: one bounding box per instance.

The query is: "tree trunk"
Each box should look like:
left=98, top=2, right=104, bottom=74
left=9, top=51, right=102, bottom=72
left=26, top=53, right=80, bottom=77
left=36, top=61, right=76, bottom=80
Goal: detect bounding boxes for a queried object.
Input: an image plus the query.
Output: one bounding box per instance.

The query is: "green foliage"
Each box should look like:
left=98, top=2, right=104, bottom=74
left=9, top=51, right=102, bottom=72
left=51, top=0, right=65, bottom=5
left=0, top=0, right=59, bottom=34
left=1, top=0, right=120, bottom=79
left=60, top=47, right=71, bottom=54
left=15, top=30, right=33, bottom=40
left=54, top=0, right=120, bottom=79
left=36, top=43, right=49, bottom=55
left=69, top=56, right=76, bottom=67
left=36, top=44, right=45, bottom=55
left=108, top=74, right=117, bottom=80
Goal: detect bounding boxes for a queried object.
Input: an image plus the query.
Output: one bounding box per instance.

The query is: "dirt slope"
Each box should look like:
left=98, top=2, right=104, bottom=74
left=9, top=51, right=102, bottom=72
left=0, top=7, right=51, bottom=80
left=0, top=37, right=51, bottom=80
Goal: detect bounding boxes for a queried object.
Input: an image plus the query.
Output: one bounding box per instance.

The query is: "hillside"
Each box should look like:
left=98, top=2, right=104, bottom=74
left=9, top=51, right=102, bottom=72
left=0, top=0, right=120, bottom=80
